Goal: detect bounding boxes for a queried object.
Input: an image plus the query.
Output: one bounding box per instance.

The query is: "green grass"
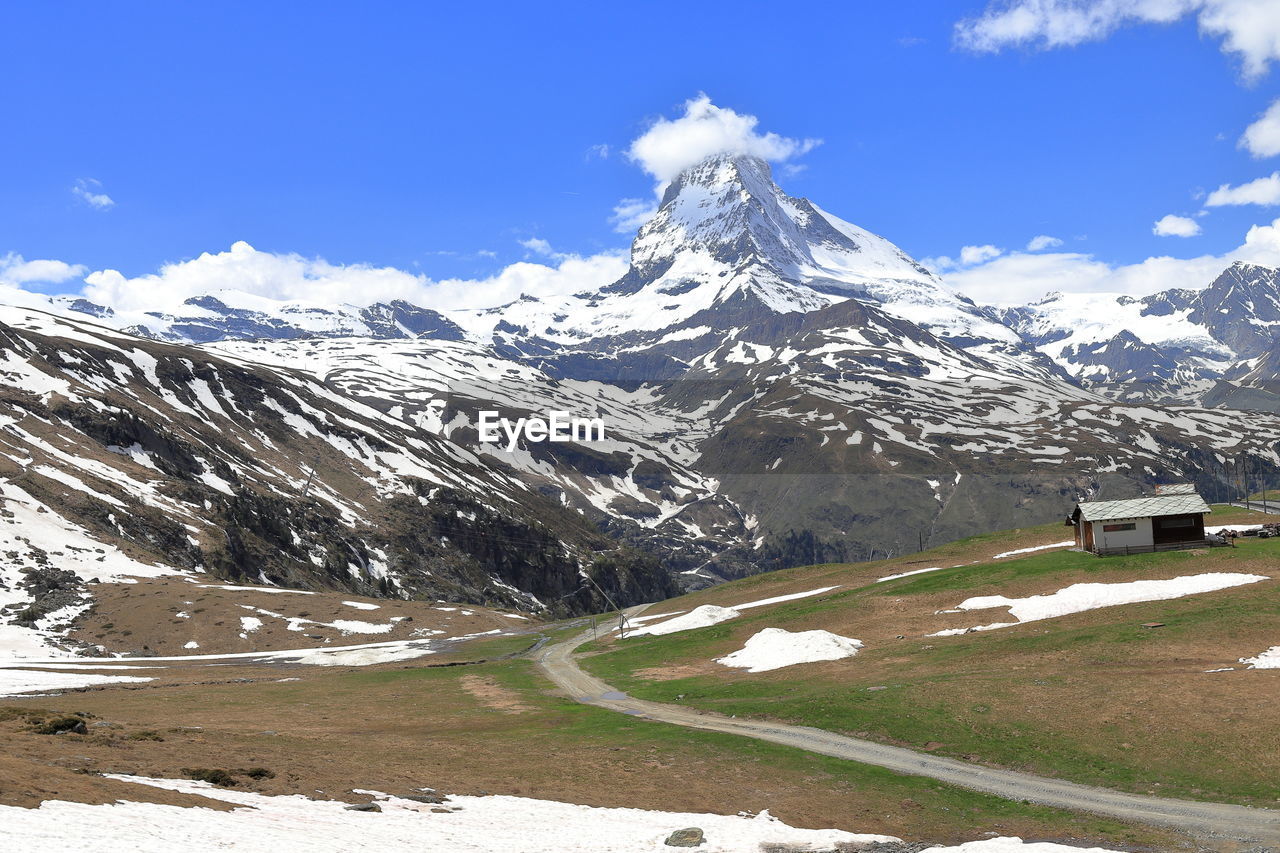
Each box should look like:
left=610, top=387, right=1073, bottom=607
left=469, top=660, right=1165, bottom=846
left=576, top=535, right=1280, bottom=808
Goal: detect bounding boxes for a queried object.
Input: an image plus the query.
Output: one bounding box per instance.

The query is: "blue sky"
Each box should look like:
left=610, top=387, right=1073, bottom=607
left=3, top=1, right=1280, bottom=307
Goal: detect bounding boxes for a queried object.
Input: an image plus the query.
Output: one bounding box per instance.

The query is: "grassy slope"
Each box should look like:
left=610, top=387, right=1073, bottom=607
left=581, top=506, right=1280, bottom=807
left=0, top=655, right=1174, bottom=848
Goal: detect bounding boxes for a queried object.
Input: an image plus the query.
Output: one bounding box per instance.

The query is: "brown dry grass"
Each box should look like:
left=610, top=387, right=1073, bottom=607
left=0, top=646, right=1183, bottom=849
left=458, top=674, right=532, bottom=714
left=68, top=576, right=534, bottom=657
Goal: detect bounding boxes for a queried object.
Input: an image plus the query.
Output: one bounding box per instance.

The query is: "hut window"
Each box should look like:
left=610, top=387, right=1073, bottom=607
left=1102, top=522, right=1136, bottom=532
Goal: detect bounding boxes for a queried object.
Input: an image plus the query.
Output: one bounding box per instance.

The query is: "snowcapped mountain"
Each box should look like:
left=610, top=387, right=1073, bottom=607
left=7, top=153, right=1280, bottom=600
left=995, top=261, right=1280, bottom=405
left=455, top=155, right=1020, bottom=363
left=50, top=289, right=467, bottom=345
left=0, top=305, right=673, bottom=615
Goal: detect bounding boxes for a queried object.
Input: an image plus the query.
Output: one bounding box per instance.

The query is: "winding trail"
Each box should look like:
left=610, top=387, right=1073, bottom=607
left=536, top=609, right=1280, bottom=846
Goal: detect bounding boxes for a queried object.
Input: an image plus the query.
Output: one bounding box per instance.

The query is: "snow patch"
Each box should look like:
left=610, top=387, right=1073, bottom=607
left=990, top=541, right=1073, bottom=559
left=717, top=628, right=863, bottom=673
left=1240, top=645, right=1280, bottom=669
left=932, top=573, right=1269, bottom=636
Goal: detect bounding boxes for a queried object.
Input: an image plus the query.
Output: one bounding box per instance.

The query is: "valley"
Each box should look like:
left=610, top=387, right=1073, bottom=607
left=4, top=152, right=1280, bottom=852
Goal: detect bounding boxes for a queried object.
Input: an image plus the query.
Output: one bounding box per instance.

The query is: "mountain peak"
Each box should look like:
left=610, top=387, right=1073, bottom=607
left=659, top=153, right=774, bottom=202
left=552, top=151, right=1019, bottom=348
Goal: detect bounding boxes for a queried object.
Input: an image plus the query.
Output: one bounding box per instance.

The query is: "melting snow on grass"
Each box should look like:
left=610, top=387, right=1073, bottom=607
left=194, top=584, right=316, bottom=595
left=0, top=669, right=153, bottom=698
left=877, top=566, right=946, bottom=583
left=924, top=842, right=1122, bottom=852
left=990, top=541, right=1074, bottom=559
left=1239, top=646, right=1280, bottom=669
left=1205, top=524, right=1265, bottom=534
left=932, top=573, right=1269, bottom=636
left=716, top=628, right=863, bottom=673
left=629, top=586, right=839, bottom=637
left=630, top=605, right=740, bottom=637
left=0, top=775, right=901, bottom=853
left=342, top=600, right=381, bottom=610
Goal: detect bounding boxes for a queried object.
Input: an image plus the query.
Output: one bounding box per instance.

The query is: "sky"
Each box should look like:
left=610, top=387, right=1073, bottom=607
left=3, top=0, right=1280, bottom=310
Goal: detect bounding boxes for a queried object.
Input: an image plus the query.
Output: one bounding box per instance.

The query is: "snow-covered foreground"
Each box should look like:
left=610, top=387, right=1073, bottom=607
left=4, top=775, right=896, bottom=853
left=717, top=628, right=863, bottom=673
left=1, top=775, right=1122, bottom=853
left=932, top=573, right=1269, bottom=636
left=629, top=586, right=838, bottom=637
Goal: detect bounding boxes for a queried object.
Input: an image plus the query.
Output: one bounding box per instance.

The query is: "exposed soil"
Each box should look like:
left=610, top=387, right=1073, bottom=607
left=459, top=675, right=532, bottom=714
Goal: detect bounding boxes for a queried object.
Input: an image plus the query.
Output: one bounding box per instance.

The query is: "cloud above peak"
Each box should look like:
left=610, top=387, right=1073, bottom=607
left=626, top=95, right=821, bottom=184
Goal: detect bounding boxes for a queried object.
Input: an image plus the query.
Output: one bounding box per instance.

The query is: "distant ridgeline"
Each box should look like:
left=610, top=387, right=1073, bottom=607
left=4, top=154, right=1280, bottom=596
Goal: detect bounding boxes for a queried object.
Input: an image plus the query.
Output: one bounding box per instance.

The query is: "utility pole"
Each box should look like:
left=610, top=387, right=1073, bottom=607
left=583, top=572, right=630, bottom=639
left=300, top=466, right=317, bottom=499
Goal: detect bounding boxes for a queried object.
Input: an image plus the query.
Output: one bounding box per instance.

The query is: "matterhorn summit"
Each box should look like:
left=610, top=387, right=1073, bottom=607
left=459, top=152, right=1018, bottom=354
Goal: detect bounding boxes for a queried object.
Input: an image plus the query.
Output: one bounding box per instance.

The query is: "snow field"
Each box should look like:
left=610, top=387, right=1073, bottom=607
left=0, top=774, right=1122, bottom=853
left=0, top=775, right=897, bottom=853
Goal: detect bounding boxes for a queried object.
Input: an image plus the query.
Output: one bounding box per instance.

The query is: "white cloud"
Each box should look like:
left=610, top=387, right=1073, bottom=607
left=586, top=143, right=610, bottom=160
left=0, top=253, right=87, bottom=285
left=518, top=237, right=567, bottom=260
left=71, top=178, right=115, bottom=210
left=1153, top=213, right=1203, bottom=236
left=961, top=244, right=1004, bottom=265
left=1241, top=98, right=1280, bottom=158
left=1026, top=234, right=1064, bottom=251
left=601, top=95, right=822, bottom=234
left=955, top=0, right=1280, bottom=80
left=943, top=214, right=1280, bottom=304
left=923, top=244, right=1005, bottom=271
left=1204, top=171, right=1280, bottom=206
left=610, top=198, right=658, bottom=234
left=626, top=94, right=821, bottom=185
left=78, top=240, right=628, bottom=315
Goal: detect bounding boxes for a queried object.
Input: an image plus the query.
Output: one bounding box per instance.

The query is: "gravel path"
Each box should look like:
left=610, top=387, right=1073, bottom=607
left=536, top=609, right=1280, bottom=846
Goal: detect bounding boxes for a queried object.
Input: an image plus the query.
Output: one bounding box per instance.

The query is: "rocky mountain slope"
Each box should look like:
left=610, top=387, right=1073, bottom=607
left=0, top=305, right=674, bottom=629
left=4, top=153, right=1280, bottom=603
left=995, top=261, right=1280, bottom=407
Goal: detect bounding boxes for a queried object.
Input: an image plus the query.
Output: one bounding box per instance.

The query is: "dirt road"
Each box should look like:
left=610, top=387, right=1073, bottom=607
left=536, top=611, right=1280, bottom=846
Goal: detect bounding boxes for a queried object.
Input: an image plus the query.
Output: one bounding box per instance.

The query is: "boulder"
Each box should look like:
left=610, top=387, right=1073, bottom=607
left=664, top=827, right=705, bottom=847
